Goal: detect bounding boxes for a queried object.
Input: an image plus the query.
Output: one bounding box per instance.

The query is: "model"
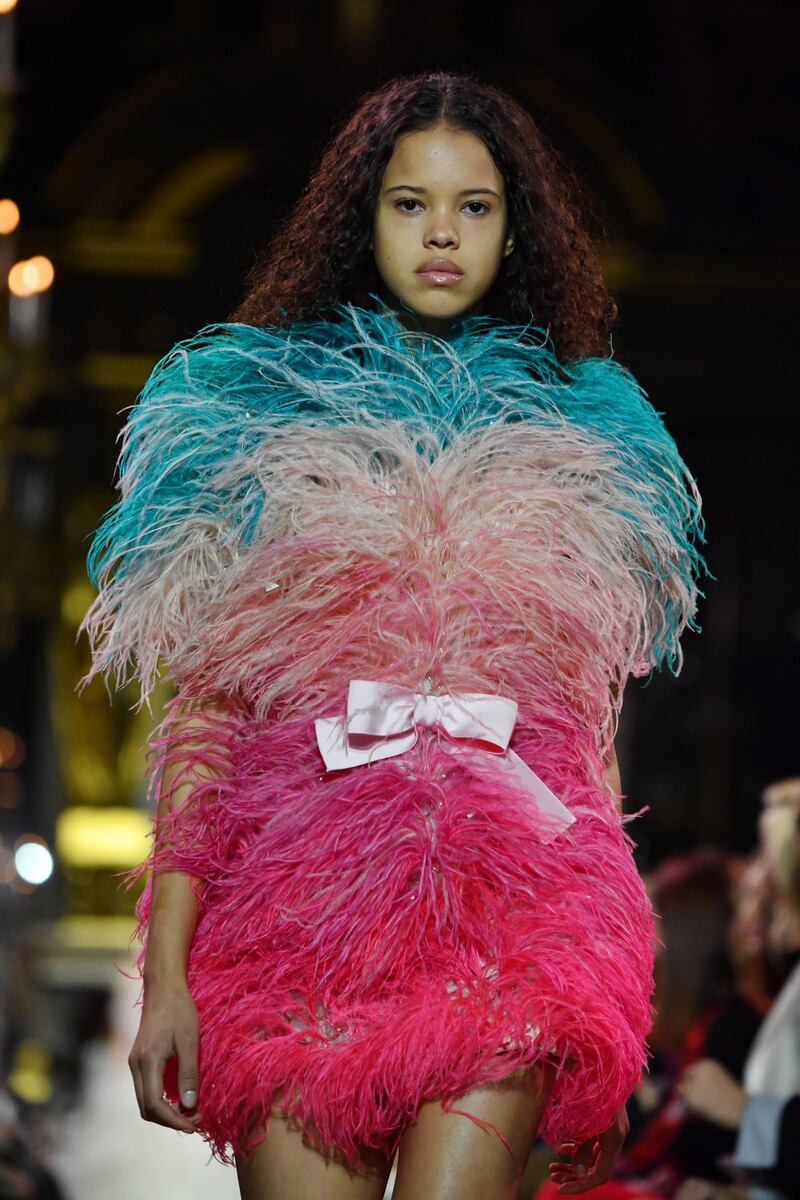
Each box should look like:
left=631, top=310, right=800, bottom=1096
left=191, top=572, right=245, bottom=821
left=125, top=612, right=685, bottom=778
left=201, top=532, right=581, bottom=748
left=78, top=70, right=710, bottom=1200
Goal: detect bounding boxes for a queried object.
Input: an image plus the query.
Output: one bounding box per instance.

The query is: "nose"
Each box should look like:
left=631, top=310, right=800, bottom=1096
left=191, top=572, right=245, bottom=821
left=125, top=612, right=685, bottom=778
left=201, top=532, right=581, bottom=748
left=425, top=213, right=459, bottom=248
left=426, top=230, right=458, bottom=248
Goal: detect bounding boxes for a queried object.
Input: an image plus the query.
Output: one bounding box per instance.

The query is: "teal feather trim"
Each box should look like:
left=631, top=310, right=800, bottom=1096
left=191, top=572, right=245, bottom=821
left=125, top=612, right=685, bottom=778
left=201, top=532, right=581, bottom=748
left=83, top=299, right=711, bottom=694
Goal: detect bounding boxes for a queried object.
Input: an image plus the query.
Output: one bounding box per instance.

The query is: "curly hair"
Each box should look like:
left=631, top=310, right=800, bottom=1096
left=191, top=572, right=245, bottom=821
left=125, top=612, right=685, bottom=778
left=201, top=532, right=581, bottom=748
left=229, top=69, right=619, bottom=363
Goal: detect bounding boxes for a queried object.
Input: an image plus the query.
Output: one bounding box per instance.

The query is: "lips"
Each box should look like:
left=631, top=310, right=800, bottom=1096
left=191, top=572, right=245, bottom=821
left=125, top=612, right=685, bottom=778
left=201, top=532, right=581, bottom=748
left=416, top=259, right=463, bottom=275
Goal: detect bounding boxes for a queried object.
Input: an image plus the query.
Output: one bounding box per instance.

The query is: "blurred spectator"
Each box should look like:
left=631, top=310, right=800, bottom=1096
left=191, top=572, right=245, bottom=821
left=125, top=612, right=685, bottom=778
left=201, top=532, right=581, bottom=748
left=738, top=1093, right=800, bottom=1195
left=618, top=849, right=762, bottom=1193
left=679, top=778, right=800, bottom=1199
left=0, top=1085, right=66, bottom=1199
left=726, top=850, right=776, bottom=1018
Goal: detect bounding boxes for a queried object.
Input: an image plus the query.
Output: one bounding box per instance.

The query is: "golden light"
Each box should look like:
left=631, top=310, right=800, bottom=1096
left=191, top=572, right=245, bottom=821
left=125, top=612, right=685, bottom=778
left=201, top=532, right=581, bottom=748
left=0, top=726, right=15, bottom=764
left=57, top=914, right=138, bottom=949
left=0, top=198, right=20, bottom=234
left=0, top=726, right=26, bottom=768
left=8, top=255, right=55, bottom=296
left=61, top=578, right=97, bottom=627
left=56, top=805, right=151, bottom=868
left=28, top=254, right=55, bottom=288
left=8, top=260, right=38, bottom=297
left=0, top=1, right=19, bottom=14
left=8, top=1040, right=53, bottom=1106
left=0, top=774, right=22, bottom=808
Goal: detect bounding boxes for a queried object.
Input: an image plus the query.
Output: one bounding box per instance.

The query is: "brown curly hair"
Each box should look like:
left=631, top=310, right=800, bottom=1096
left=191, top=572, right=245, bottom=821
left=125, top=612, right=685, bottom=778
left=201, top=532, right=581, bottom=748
left=229, top=69, right=619, bottom=363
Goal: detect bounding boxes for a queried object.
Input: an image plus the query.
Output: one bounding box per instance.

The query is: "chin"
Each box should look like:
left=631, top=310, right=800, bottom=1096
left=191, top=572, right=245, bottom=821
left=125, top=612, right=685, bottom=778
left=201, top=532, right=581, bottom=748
left=409, top=292, right=480, bottom=317
left=382, top=282, right=482, bottom=328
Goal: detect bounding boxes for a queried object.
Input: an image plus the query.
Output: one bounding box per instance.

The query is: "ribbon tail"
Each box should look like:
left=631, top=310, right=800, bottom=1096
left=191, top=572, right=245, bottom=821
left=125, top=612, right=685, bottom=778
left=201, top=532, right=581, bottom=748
left=443, top=742, right=575, bottom=844
left=504, top=748, right=576, bottom=839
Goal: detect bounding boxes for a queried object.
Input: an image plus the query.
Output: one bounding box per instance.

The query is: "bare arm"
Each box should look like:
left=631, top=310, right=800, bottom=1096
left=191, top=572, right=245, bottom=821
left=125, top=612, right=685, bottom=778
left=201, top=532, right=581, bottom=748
left=129, top=695, right=228, bottom=1133
left=604, top=676, right=623, bottom=814
left=142, top=696, right=227, bottom=989
left=603, top=740, right=623, bottom=815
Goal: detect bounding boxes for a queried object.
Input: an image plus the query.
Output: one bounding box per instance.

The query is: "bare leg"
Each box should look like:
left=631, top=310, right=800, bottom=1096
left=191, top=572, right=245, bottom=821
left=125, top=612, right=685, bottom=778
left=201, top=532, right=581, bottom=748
left=235, top=1103, right=394, bottom=1200
left=392, top=1061, right=557, bottom=1200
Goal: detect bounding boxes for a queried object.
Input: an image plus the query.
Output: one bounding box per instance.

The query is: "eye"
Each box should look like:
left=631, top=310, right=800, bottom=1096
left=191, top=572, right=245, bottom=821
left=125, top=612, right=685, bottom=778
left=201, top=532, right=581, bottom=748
left=393, top=198, right=490, bottom=215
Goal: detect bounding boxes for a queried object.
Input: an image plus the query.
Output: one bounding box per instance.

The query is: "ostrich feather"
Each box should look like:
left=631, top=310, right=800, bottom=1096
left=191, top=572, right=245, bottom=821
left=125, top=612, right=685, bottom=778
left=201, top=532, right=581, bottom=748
left=82, top=299, right=711, bottom=1170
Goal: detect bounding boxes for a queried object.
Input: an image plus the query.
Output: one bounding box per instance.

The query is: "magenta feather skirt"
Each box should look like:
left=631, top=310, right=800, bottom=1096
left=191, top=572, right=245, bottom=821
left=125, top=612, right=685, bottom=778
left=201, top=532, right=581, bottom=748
left=125, top=689, right=654, bottom=1171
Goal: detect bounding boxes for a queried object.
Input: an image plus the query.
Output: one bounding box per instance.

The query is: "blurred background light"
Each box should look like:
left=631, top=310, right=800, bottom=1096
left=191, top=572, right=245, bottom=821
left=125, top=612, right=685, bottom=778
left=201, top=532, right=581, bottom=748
left=0, top=725, right=26, bottom=767
left=0, top=196, right=20, bottom=233
left=56, top=805, right=151, bottom=869
left=8, top=1039, right=54, bottom=1105
left=14, top=834, right=53, bottom=883
left=8, top=254, right=54, bottom=296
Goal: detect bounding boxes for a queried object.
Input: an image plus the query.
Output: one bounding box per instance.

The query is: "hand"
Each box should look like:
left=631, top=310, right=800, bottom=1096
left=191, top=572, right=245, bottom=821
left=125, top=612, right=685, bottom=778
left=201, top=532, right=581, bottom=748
left=547, top=1103, right=629, bottom=1193
left=678, top=1058, right=746, bottom=1129
left=128, top=980, right=202, bottom=1133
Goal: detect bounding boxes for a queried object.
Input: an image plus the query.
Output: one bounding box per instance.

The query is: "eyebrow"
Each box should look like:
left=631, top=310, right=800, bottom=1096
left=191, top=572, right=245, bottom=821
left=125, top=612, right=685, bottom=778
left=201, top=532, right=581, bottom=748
left=384, top=185, right=501, bottom=198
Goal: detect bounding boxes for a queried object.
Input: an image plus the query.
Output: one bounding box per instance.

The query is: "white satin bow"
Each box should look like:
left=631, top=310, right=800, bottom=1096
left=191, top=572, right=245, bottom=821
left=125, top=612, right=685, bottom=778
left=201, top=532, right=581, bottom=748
left=314, top=678, right=575, bottom=844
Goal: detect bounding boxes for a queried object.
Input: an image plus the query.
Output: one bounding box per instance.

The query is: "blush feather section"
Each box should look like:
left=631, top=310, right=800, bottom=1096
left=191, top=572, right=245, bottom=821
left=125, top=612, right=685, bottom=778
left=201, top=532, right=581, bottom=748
left=78, top=302, right=710, bottom=711
left=150, top=416, right=693, bottom=759
left=123, top=695, right=654, bottom=1170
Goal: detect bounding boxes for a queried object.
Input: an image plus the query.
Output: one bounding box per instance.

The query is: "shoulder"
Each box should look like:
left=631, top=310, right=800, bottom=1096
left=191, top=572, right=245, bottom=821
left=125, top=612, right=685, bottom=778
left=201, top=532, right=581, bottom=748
left=140, top=321, right=291, bottom=394
left=450, top=322, right=671, bottom=457
left=143, top=309, right=407, bottom=394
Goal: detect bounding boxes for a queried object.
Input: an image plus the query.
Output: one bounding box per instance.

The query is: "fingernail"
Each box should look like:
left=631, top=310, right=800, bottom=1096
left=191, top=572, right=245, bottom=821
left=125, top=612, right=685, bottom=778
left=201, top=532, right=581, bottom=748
left=181, top=1090, right=197, bottom=1106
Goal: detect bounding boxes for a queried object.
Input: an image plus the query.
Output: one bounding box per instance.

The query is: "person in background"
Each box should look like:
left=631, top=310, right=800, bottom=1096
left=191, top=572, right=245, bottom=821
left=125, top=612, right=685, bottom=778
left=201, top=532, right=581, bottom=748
left=0, top=1086, right=67, bottom=1200
left=680, top=777, right=800, bottom=1199
left=618, top=848, right=762, bottom=1194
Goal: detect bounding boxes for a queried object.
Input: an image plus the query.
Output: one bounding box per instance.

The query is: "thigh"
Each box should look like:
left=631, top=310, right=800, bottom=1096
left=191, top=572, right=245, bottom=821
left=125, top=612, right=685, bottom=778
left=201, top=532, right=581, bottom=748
left=235, top=1105, right=394, bottom=1200
left=392, top=1061, right=557, bottom=1200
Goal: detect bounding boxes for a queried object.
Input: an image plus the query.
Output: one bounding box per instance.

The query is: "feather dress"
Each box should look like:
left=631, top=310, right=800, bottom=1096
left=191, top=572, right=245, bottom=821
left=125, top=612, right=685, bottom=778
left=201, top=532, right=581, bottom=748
left=78, top=300, right=710, bottom=1170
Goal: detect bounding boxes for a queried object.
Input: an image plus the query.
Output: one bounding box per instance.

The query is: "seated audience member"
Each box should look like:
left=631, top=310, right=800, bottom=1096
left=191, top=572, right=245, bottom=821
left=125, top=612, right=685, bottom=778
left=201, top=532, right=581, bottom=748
left=679, top=777, right=800, bottom=1198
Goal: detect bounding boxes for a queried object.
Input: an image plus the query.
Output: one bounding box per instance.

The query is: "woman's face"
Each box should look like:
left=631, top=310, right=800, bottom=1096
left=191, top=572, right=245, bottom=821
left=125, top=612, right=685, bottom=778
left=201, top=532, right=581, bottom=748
left=372, top=121, right=514, bottom=336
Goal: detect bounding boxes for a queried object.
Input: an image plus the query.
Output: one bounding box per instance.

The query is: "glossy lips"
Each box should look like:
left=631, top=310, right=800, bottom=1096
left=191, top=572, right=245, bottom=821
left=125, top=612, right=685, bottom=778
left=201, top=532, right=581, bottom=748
left=417, top=257, right=464, bottom=284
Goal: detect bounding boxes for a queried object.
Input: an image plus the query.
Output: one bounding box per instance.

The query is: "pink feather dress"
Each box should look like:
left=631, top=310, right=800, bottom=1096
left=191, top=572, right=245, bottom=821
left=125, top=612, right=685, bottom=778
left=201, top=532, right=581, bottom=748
left=78, top=302, right=709, bottom=1169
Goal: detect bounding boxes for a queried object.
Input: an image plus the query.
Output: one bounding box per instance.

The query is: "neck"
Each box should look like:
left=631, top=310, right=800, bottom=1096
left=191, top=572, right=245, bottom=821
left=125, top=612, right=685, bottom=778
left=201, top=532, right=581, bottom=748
left=394, top=308, right=457, bottom=339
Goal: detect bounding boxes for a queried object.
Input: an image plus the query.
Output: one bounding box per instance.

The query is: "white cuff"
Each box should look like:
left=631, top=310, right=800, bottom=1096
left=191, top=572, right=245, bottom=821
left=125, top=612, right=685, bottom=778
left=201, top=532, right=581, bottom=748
left=734, top=1095, right=786, bottom=1169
